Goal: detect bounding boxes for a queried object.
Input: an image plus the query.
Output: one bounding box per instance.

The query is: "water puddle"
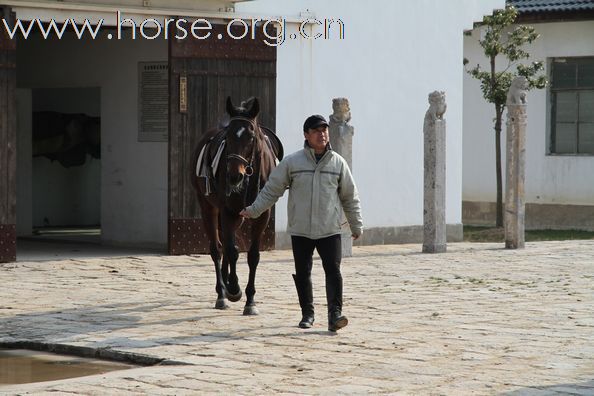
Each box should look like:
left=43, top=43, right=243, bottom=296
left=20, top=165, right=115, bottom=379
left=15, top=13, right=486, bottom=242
left=0, top=349, right=136, bottom=385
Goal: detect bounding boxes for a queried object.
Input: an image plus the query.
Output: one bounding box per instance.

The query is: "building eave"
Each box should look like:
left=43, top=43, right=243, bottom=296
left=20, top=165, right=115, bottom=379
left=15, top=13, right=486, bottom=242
left=0, top=0, right=307, bottom=24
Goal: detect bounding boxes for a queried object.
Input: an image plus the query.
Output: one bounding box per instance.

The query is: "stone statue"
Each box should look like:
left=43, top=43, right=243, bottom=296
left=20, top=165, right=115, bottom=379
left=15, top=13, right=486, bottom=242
left=424, top=91, right=447, bottom=128
left=330, top=97, right=351, bottom=124
left=328, top=97, right=355, bottom=256
left=423, top=91, right=447, bottom=253
left=505, top=77, right=528, bottom=249
left=329, top=97, right=354, bottom=169
left=506, top=76, right=528, bottom=105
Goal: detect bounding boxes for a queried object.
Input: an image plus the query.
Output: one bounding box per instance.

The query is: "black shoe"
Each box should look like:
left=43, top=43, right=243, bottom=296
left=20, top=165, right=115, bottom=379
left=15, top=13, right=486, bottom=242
left=293, top=274, right=315, bottom=329
left=326, top=273, right=347, bottom=332
left=299, top=315, right=315, bottom=329
left=328, top=311, right=348, bottom=332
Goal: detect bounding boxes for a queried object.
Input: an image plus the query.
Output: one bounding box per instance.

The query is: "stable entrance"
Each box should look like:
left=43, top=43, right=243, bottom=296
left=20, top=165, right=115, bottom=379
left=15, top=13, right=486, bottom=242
left=167, top=23, right=277, bottom=255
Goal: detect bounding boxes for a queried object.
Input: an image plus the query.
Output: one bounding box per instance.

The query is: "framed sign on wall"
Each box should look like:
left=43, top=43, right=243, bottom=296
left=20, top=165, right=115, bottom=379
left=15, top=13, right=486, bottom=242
left=138, top=62, right=168, bottom=142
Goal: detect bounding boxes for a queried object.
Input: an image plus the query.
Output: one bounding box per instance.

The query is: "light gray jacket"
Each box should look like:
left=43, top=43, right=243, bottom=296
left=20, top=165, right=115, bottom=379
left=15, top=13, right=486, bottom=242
left=244, top=144, right=363, bottom=239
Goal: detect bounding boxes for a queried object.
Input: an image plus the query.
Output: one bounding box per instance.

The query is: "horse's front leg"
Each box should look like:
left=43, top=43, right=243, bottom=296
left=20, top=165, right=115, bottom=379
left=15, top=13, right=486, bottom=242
left=221, top=210, right=242, bottom=303
left=243, top=210, right=270, bottom=316
left=210, top=240, right=229, bottom=310
left=197, top=202, right=228, bottom=310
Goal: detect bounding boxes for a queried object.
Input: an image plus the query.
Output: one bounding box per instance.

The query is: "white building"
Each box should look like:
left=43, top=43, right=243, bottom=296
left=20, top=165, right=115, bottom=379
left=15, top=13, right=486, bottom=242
left=463, top=0, right=594, bottom=230
left=0, top=0, right=504, bottom=262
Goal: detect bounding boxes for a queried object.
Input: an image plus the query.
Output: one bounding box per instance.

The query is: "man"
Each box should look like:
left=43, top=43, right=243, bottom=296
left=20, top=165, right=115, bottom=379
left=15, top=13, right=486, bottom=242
left=240, top=114, right=363, bottom=332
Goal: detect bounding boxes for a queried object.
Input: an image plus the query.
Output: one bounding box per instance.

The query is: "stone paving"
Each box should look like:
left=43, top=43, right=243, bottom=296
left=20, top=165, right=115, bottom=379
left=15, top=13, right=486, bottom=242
left=1, top=241, right=593, bottom=395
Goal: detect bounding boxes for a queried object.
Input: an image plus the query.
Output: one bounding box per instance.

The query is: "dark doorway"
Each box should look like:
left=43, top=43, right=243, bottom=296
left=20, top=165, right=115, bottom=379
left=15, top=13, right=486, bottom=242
left=30, top=88, right=101, bottom=240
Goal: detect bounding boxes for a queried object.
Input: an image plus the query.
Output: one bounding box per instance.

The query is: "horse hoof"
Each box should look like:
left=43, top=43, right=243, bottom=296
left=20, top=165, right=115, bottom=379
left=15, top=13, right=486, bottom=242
left=215, top=298, right=230, bottom=310
left=243, top=305, right=259, bottom=316
left=225, top=289, right=242, bottom=302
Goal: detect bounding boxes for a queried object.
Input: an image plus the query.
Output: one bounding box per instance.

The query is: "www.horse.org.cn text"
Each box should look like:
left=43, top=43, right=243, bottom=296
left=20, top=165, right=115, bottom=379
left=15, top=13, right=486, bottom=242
left=1, top=12, right=345, bottom=47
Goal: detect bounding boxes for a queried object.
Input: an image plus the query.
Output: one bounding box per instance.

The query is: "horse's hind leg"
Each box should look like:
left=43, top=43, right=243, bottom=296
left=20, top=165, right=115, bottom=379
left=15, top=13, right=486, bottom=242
left=243, top=209, right=270, bottom=316
left=200, top=200, right=228, bottom=310
left=219, top=213, right=230, bottom=292
left=221, top=251, right=229, bottom=290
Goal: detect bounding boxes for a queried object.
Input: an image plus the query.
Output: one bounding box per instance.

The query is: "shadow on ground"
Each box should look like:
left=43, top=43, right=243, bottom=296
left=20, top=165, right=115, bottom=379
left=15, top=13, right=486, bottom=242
left=503, top=379, right=594, bottom=395
left=0, top=300, right=330, bottom=353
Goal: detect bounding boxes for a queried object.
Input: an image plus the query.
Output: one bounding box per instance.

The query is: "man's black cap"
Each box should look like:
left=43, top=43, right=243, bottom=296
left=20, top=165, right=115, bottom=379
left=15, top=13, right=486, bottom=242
left=303, top=114, right=329, bottom=132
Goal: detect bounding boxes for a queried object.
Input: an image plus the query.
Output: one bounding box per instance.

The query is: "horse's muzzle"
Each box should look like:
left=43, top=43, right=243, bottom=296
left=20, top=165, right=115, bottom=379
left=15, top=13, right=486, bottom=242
left=226, top=173, right=245, bottom=196
left=228, top=173, right=244, bottom=187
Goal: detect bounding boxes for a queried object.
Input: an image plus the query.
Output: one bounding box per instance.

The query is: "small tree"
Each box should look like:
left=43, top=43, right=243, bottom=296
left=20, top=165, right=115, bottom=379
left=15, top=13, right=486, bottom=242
left=464, top=5, right=546, bottom=227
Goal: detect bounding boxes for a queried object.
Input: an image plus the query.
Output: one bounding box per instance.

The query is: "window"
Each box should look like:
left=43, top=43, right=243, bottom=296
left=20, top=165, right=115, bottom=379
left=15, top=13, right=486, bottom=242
left=550, top=57, right=594, bottom=155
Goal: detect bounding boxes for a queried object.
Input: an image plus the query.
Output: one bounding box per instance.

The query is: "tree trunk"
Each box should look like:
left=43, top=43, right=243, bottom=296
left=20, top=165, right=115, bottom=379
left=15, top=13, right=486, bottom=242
left=494, top=105, right=503, bottom=227
left=490, top=53, right=504, bottom=228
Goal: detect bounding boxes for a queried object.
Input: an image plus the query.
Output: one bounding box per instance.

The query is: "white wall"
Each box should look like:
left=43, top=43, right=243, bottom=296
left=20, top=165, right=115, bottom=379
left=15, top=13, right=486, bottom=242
left=464, top=20, right=594, bottom=206
left=238, top=0, right=504, bottom=231
left=31, top=158, right=101, bottom=227
left=17, top=31, right=168, bottom=247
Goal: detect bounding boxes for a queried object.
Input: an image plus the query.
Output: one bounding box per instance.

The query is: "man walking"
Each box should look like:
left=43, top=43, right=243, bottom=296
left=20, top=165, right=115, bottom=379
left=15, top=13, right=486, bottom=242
left=240, top=114, right=363, bottom=332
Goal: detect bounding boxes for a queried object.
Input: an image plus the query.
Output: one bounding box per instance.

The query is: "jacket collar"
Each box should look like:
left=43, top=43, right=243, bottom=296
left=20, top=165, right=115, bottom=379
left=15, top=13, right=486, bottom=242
left=303, top=141, right=332, bottom=163
left=303, top=140, right=332, bottom=153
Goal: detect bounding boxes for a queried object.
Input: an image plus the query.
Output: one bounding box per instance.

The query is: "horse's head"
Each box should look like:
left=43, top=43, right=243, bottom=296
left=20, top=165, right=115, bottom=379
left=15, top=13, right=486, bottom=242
left=224, top=96, right=261, bottom=195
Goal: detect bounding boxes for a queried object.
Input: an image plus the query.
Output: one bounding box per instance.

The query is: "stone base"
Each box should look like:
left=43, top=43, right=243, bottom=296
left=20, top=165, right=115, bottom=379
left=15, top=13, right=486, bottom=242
left=422, top=244, right=447, bottom=253
left=463, top=201, right=594, bottom=231
left=505, top=240, right=524, bottom=249
left=274, top=224, right=463, bottom=250
left=341, top=232, right=353, bottom=257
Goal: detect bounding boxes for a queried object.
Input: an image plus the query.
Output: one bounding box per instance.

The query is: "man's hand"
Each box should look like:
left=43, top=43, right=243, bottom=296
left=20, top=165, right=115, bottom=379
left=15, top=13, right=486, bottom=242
left=352, top=234, right=360, bottom=241
left=239, top=209, right=250, bottom=218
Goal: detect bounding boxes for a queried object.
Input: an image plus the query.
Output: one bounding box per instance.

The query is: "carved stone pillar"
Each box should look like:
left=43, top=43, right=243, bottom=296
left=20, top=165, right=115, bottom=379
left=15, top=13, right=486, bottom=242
left=423, top=91, right=447, bottom=253
left=329, top=98, right=354, bottom=257
left=505, top=77, right=528, bottom=249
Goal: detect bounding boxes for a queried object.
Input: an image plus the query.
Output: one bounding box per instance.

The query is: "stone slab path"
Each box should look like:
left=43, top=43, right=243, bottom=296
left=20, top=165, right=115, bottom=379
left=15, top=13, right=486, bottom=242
left=1, top=241, right=593, bottom=395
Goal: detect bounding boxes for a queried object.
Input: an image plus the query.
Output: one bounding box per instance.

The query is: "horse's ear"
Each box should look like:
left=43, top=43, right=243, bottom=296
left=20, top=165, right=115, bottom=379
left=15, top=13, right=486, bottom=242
left=246, top=97, right=260, bottom=119
left=226, top=96, right=238, bottom=117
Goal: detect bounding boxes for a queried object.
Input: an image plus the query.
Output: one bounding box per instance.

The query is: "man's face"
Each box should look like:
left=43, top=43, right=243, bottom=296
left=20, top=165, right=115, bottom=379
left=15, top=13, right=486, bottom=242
left=304, top=126, right=329, bottom=153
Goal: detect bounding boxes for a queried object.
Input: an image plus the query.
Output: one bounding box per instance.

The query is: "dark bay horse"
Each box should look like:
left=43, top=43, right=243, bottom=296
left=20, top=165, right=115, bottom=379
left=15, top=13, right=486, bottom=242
left=191, top=97, right=283, bottom=315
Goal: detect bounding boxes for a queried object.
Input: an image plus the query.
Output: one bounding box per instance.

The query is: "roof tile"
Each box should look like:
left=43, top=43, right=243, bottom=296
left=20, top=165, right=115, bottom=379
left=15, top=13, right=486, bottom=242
left=508, top=0, right=594, bottom=13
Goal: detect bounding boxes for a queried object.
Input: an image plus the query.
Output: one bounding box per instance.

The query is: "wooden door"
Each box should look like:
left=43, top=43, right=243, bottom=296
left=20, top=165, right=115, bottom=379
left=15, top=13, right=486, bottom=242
left=0, top=7, right=16, bottom=263
left=168, top=23, right=277, bottom=255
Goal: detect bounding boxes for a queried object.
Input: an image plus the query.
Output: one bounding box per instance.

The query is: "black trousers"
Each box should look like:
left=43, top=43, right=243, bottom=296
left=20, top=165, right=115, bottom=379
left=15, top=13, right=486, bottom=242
left=291, top=234, right=343, bottom=312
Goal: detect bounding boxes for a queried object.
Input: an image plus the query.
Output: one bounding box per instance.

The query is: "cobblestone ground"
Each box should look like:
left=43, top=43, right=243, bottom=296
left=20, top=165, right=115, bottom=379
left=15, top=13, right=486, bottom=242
left=1, top=241, right=593, bottom=395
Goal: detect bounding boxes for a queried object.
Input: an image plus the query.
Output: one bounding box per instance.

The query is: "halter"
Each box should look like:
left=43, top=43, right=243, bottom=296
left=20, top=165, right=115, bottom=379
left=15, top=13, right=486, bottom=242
left=225, top=116, right=261, bottom=197
left=227, top=153, right=255, bottom=177
left=228, top=116, right=258, bottom=130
